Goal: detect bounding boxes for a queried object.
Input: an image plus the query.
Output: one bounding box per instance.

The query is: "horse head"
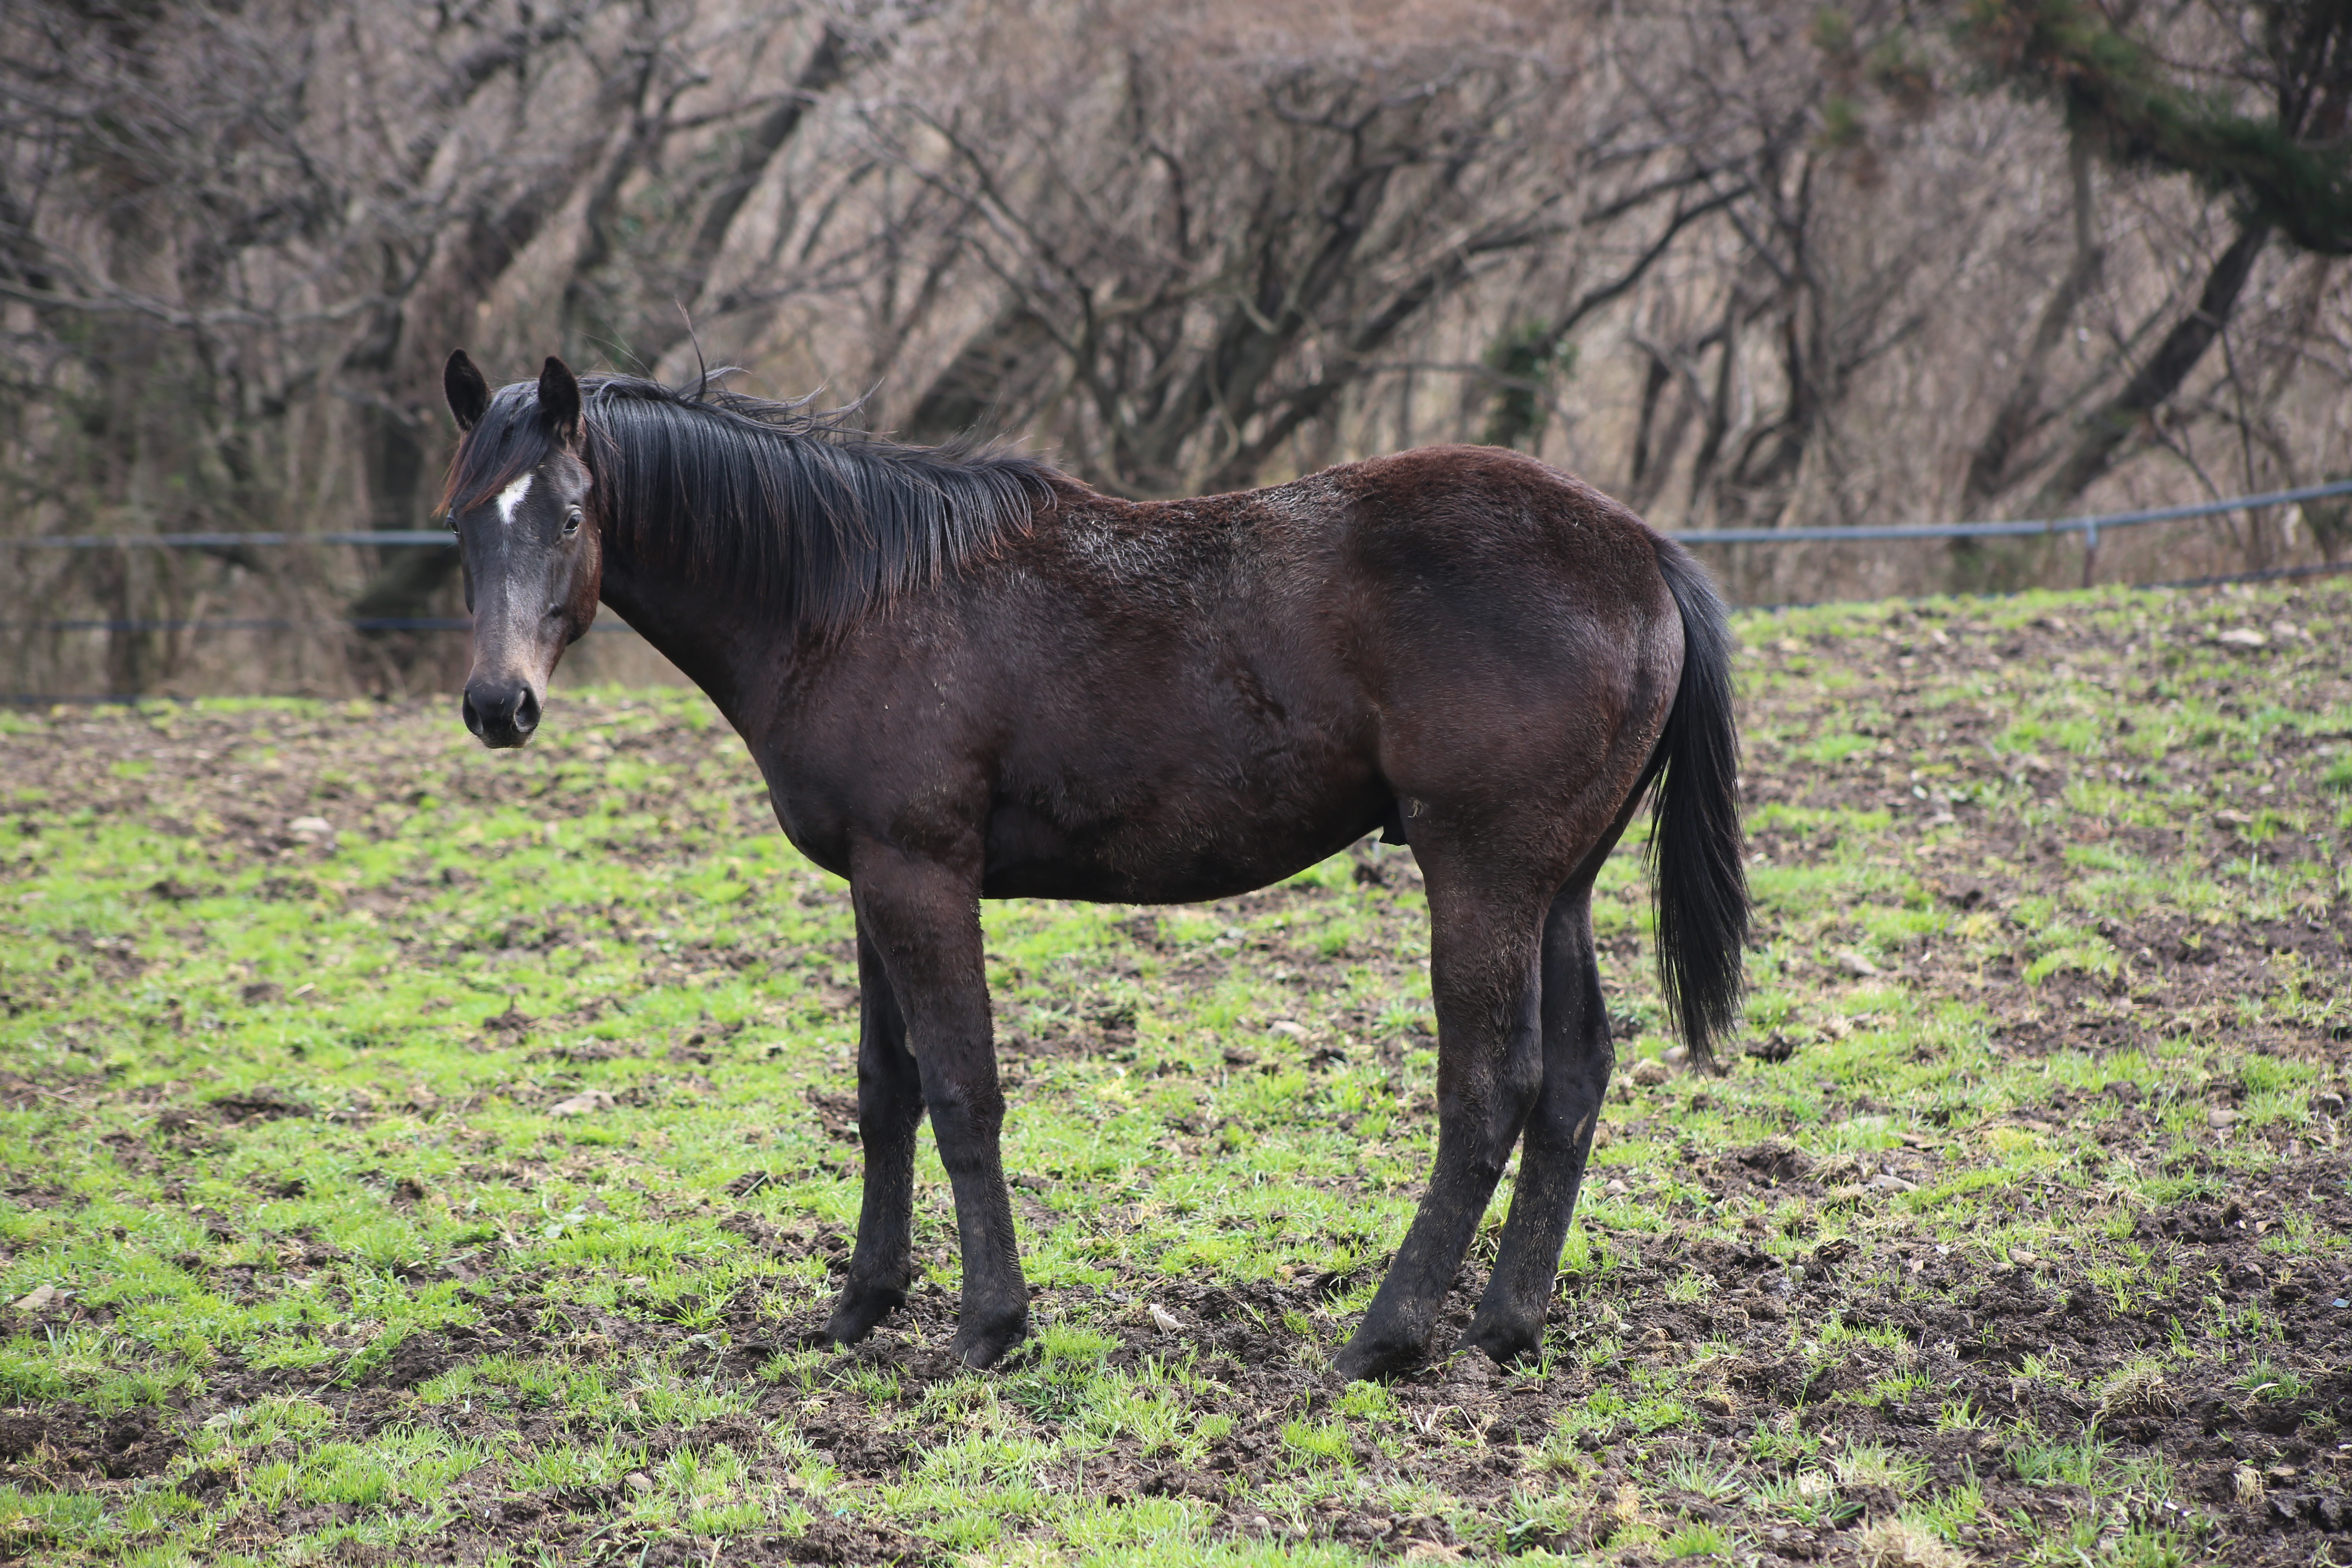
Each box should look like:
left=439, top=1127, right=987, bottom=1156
left=441, top=351, right=602, bottom=747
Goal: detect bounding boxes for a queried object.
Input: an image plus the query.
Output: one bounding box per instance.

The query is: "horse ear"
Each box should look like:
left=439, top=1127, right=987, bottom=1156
left=539, top=355, right=583, bottom=445
left=445, top=350, right=490, bottom=432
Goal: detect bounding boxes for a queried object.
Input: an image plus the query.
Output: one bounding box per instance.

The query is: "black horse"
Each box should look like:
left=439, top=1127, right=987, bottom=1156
left=439, top=352, right=1746, bottom=1379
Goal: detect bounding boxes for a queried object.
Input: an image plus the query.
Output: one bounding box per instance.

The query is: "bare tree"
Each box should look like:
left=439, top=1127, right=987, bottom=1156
left=1956, top=0, right=2352, bottom=556
left=784, top=3, right=1778, bottom=497
left=0, top=0, right=864, bottom=692
left=7, top=0, right=2352, bottom=699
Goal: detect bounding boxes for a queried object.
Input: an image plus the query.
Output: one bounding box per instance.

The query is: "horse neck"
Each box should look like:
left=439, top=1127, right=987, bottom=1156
left=596, top=545, right=762, bottom=724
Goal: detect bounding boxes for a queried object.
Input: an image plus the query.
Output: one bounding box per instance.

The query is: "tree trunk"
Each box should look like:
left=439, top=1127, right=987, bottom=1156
left=1960, top=136, right=2103, bottom=514
left=2030, top=220, right=2271, bottom=514
left=620, top=24, right=858, bottom=371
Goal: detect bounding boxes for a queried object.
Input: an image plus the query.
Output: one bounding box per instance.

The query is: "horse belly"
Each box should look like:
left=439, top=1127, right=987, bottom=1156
left=978, top=782, right=1386, bottom=904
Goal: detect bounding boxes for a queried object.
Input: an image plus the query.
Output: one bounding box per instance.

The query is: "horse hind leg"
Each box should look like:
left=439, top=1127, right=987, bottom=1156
left=1334, top=853, right=1549, bottom=1382
left=1460, top=882, right=1613, bottom=1364
left=1464, top=763, right=1656, bottom=1364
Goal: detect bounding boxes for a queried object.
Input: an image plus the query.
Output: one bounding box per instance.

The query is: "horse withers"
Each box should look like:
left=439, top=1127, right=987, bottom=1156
left=439, top=350, right=1747, bottom=1379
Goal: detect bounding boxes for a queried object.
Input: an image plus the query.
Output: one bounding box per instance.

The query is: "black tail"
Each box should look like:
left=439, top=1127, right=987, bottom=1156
left=1645, top=541, right=1748, bottom=1069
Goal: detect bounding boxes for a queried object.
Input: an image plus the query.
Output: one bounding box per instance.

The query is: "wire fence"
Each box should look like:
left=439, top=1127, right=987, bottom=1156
left=1662, top=477, right=2352, bottom=546
left=3, top=476, right=2348, bottom=650
left=11, top=530, right=456, bottom=550
left=13, top=476, right=2352, bottom=557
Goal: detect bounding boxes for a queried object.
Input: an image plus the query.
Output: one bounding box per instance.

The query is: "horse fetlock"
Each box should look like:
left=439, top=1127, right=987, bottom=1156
left=949, top=1298, right=1029, bottom=1370
left=823, top=1275, right=910, bottom=1344
left=1459, top=1307, right=1545, bottom=1366
left=1332, top=1324, right=1431, bottom=1384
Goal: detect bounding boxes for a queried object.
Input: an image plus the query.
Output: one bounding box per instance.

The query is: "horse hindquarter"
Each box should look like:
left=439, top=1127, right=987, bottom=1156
left=1332, top=450, right=1694, bottom=1379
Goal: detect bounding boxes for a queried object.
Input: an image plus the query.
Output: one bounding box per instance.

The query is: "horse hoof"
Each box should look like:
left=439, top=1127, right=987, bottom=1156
left=950, top=1308, right=1029, bottom=1370
left=1332, top=1332, right=1425, bottom=1384
left=1459, top=1315, right=1541, bottom=1366
left=823, top=1281, right=907, bottom=1345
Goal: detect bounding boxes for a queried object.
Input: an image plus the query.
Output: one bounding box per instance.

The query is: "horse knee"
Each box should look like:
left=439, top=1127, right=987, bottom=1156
left=1476, top=1049, right=1544, bottom=1161
left=1501, top=1050, right=1544, bottom=1117
left=921, top=1076, right=1004, bottom=1155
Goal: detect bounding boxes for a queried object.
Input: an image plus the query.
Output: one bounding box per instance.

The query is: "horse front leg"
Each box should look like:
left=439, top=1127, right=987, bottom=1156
left=849, top=840, right=1029, bottom=1369
left=824, top=929, right=926, bottom=1346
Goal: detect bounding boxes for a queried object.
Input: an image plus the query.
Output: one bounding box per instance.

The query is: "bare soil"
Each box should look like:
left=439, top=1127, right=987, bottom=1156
left=0, top=580, right=2348, bottom=1564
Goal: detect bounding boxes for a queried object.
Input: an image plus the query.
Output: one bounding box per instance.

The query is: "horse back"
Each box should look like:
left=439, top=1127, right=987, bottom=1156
left=761, top=447, right=1680, bottom=900
left=1026, top=444, right=1668, bottom=634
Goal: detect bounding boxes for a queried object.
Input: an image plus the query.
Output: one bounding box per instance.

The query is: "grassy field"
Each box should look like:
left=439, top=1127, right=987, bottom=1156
left=0, top=579, right=2348, bottom=1568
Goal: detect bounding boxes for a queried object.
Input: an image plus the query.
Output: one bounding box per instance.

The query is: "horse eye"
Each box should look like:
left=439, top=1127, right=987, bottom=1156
left=564, top=506, right=583, bottom=536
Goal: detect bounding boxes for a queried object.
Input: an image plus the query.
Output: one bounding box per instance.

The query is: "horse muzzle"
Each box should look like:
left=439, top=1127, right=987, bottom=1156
left=462, top=677, right=541, bottom=748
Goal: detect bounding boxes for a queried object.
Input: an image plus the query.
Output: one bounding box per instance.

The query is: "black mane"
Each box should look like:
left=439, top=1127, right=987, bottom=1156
left=444, top=372, right=1056, bottom=635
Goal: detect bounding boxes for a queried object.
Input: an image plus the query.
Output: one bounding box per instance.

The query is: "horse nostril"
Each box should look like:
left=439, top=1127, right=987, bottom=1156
left=461, top=680, right=535, bottom=746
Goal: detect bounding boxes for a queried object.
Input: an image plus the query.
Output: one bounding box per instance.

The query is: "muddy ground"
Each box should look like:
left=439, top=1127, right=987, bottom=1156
left=0, top=579, right=2348, bottom=1565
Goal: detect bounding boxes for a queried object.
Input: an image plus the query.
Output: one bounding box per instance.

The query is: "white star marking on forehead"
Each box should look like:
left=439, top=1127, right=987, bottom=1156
left=494, top=472, right=535, bottom=526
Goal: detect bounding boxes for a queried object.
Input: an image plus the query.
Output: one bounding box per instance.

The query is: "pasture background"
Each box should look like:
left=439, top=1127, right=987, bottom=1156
left=0, top=581, right=2348, bottom=1566
left=8, top=0, right=2352, bottom=698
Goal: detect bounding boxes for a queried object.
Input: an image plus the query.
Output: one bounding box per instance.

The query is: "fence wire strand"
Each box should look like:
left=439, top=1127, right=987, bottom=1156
left=5, top=479, right=2348, bottom=699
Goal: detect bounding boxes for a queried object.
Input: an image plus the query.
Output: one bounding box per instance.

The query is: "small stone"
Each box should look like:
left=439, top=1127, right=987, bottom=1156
left=1267, top=1020, right=1308, bottom=1040
left=2207, top=1108, right=2238, bottom=1130
left=624, top=1470, right=654, bottom=1493
left=287, top=815, right=334, bottom=840
left=2009, top=1249, right=2040, bottom=1267
left=2216, top=627, right=2267, bottom=648
left=548, top=1090, right=617, bottom=1117
left=1148, top=1303, right=1183, bottom=1333
left=1836, top=949, right=1880, bottom=978
left=1629, top=1058, right=1672, bottom=1086
left=11, top=1285, right=58, bottom=1312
